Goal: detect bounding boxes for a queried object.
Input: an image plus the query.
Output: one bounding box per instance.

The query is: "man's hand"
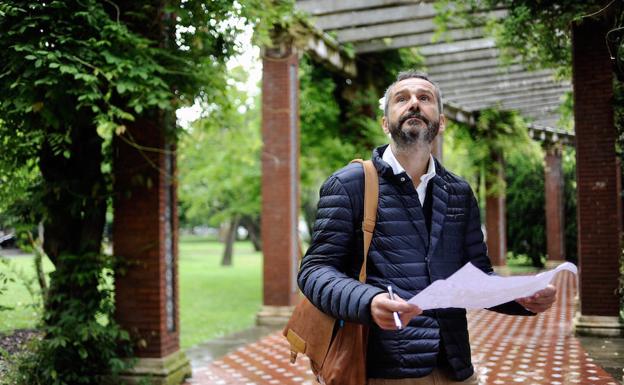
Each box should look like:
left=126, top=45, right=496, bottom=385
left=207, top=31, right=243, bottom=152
left=371, top=293, right=422, bottom=330
left=516, top=284, right=557, bottom=313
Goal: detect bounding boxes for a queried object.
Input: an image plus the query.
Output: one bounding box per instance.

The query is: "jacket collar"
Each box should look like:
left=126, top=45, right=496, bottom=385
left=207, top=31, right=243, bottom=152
left=372, top=144, right=448, bottom=181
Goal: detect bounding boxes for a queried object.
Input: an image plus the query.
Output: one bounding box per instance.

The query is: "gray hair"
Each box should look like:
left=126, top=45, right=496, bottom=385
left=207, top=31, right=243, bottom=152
left=382, top=70, right=443, bottom=117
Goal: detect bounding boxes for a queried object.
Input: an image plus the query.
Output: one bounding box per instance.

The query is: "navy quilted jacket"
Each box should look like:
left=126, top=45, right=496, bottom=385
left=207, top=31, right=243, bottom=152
left=298, top=145, right=532, bottom=381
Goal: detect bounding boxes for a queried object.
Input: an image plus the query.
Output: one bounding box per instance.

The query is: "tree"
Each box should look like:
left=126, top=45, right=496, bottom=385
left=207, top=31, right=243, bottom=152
left=0, top=1, right=293, bottom=383
left=504, top=143, right=546, bottom=267
left=178, top=67, right=262, bottom=266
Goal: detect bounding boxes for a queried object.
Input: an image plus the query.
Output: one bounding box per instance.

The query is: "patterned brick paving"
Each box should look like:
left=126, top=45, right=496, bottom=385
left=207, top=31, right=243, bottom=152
left=186, top=271, right=619, bottom=385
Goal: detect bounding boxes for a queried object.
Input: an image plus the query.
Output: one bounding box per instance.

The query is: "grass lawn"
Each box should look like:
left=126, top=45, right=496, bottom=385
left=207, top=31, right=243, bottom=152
left=506, top=253, right=544, bottom=275
left=0, top=253, right=49, bottom=332
left=0, top=237, right=262, bottom=349
left=178, top=237, right=262, bottom=348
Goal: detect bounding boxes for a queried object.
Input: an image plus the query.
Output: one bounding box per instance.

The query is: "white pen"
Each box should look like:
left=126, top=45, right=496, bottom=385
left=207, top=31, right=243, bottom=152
left=387, top=285, right=403, bottom=330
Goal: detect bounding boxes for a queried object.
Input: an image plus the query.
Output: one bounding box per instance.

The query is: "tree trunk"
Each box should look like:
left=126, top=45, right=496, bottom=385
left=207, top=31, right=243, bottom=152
left=38, top=112, right=108, bottom=324
left=221, top=215, right=240, bottom=266
left=241, top=215, right=262, bottom=252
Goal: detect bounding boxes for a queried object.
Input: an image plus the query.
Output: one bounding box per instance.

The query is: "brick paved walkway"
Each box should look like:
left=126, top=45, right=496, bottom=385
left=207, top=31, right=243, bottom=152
left=186, top=270, right=620, bottom=385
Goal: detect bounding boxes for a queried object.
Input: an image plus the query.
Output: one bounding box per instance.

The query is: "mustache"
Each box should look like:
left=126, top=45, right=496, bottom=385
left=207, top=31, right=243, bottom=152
left=399, top=111, right=430, bottom=127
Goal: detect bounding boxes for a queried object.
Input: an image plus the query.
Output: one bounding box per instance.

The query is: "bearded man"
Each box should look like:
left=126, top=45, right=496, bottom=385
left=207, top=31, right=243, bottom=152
left=297, top=70, right=556, bottom=384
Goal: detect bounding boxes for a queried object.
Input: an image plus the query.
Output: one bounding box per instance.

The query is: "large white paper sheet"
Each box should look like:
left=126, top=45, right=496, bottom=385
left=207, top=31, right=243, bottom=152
left=407, top=262, right=577, bottom=310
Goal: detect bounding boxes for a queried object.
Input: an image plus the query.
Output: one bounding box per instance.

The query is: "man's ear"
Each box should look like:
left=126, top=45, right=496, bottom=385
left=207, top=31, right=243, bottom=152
left=382, top=116, right=389, bottom=134
left=438, top=114, right=447, bottom=133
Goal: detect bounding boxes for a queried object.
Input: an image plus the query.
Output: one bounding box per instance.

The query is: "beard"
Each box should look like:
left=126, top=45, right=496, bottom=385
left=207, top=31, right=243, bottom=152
left=388, top=110, right=440, bottom=148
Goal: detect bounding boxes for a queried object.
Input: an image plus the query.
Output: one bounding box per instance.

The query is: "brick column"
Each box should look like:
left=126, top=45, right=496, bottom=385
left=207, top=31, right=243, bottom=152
left=572, top=18, right=623, bottom=337
left=485, top=151, right=507, bottom=269
left=113, top=119, right=191, bottom=383
left=257, top=36, right=300, bottom=325
left=544, top=145, right=565, bottom=266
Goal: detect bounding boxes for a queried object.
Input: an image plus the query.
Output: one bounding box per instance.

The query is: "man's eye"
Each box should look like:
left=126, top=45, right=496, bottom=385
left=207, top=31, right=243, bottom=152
left=396, top=96, right=406, bottom=102
left=419, top=95, right=430, bottom=102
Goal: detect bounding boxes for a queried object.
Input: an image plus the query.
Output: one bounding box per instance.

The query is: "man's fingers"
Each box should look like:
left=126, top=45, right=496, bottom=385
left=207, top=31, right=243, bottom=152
left=371, top=293, right=422, bottom=330
left=516, top=285, right=558, bottom=313
left=399, top=308, right=421, bottom=326
left=518, top=285, right=557, bottom=303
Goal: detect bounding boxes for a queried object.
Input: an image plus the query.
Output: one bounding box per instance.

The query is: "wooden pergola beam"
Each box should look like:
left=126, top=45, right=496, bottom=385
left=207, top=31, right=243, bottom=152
left=355, top=28, right=486, bottom=53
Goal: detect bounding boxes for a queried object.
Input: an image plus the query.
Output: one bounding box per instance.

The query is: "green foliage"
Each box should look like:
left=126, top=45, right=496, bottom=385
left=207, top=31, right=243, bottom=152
left=0, top=2, right=171, bottom=146
left=504, top=143, right=546, bottom=267
left=505, top=146, right=578, bottom=266
left=0, top=0, right=295, bottom=383
left=557, top=91, right=575, bottom=132
left=299, top=55, right=355, bottom=188
left=1, top=254, right=132, bottom=385
left=178, top=67, right=261, bottom=227
left=449, top=108, right=531, bottom=197
left=445, top=126, right=578, bottom=267
left=0, top=0, right=295, bottom=221
left=562, top=149, right=577, bottom=263
left=0, top=257, right=15, bottom=313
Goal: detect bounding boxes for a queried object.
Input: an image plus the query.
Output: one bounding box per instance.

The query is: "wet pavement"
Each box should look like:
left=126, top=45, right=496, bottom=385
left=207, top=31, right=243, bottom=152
left=184, top=270, right=623, bottom=384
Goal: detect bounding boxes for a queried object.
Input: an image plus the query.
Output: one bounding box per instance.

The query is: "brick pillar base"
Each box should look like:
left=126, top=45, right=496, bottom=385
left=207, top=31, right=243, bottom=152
left=258, top=36, right=300, bottom=325
left=571, top=17, right=623, bottom=337
left=485, top=152, right=507, bottom=268
left=113, top=119, right=191, bottom=382
left=544, top=145, right=565, bottom=267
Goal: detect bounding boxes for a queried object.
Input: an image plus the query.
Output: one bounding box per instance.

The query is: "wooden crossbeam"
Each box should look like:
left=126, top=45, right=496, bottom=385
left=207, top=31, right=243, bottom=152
left=296, top=0, right=417, bottom=16
left=438, top=71, right=557, bottom=94
left=355, top=28, right=485, bottom=52
left=416, top=37, right=496, bottom=55
left=427, top=57, right=508, bottom=75
left=309, top=3, right=436, bottom=30
left=432, top=63, right=526, bottom=83
left=425, top=47, right=500, bottom=66
left=337, top=17, right=436, bottom=43
left=498, top=99, right=563, bottom=113
left=451, top=85, right=569, bottom=108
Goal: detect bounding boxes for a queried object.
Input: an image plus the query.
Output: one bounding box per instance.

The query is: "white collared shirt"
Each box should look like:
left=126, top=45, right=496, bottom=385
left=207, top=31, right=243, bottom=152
left=382, top=146, right=436, bottom=206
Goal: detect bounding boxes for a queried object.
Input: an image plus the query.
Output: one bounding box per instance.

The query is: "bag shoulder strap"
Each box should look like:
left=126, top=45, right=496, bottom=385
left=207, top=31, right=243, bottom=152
left=350, top=159, right=379, bottom=283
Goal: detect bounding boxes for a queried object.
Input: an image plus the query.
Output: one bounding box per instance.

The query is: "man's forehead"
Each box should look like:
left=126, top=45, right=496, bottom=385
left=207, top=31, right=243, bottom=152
left=391, top=78, right=436, bottom=94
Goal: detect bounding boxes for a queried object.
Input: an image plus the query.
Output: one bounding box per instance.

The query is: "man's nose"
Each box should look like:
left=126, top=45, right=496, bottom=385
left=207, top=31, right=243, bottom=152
left=407, top=95, right=420, bottom=111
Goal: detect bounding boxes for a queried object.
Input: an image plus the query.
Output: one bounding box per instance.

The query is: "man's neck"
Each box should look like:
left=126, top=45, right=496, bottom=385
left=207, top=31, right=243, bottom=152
left=389, top=141, right=432, bottom=183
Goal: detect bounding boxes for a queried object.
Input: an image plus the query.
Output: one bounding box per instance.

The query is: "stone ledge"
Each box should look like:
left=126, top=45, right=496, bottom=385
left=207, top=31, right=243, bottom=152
left=256, top=305, right=294, bottom=326
left=574, top=315, right=624, bottom=338
left=118, top=350, right=192, bottom=385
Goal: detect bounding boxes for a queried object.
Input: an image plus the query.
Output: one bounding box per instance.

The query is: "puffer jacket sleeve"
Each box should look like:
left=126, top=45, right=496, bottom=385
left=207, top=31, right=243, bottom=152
left=463, top=190, right=534, bottom=316
left=297, top=173, right=385, bottom=325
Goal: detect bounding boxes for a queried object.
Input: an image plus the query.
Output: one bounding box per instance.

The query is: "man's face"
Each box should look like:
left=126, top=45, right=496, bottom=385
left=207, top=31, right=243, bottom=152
left=383, top=77, right=445, bottom=147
